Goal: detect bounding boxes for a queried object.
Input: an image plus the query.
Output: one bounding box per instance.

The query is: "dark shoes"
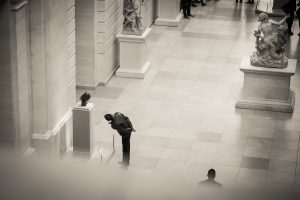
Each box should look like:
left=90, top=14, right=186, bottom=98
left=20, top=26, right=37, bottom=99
left=247, top=0, right=254, bottom=4
left=236, top=0, right=243, bottom=3
left=201, top=3, right=206, bottom=6
left=184, top=14, right=194, bottom=19
left=298, top=33, right=300, bottom=36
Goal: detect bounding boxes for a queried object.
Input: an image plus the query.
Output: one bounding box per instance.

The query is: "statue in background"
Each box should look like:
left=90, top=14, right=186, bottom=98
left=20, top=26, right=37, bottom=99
left=250, top=13, right=289, bottom=69
left=122, top=0, right=145, bottom=36
left=80, top=92, right=91, bottom=106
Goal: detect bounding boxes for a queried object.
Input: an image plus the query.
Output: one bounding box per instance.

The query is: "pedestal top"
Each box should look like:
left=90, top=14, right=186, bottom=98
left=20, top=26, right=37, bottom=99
left=73, top=102, right=94, bottom=111
left=240, top=57, right=297, bottom=76
left=117, top=28, right=152, bottom=42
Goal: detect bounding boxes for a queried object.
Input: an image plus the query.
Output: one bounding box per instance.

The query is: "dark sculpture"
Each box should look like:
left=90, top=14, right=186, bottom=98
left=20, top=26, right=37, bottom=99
left=80, top=92, right=91, bottom=106
left=250, top=13, right=289, bottom=69
left=122, top=0, right=145, bottom=36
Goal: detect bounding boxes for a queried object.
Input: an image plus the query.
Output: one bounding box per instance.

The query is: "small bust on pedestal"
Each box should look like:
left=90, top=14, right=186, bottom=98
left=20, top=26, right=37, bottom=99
left=80, top=92, right=91, bottom=106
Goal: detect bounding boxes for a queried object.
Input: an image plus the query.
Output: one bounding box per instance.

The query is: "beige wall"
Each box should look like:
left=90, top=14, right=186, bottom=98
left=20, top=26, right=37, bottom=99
left=0, top=0, right=161, bottom=157
left=76, top=0, right=158, bottom=88
left=0, top=0, right=15, bottom=149
left=0, top=0, right=76, bottom=157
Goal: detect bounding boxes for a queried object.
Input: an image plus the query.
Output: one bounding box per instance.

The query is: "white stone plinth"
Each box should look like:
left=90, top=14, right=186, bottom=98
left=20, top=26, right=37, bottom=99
left=116, top=28, right=151, bottom=79
left=155, top=0, right=182, bottom=27
left=73, top=102, right=95, bottom=156
left=236, top=58, right=296, bottom=113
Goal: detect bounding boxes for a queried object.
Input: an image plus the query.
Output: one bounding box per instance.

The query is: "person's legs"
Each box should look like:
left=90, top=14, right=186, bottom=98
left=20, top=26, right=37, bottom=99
left=286, top=13, right=295, bottom=35
left=182, top=0, right=188, bottom=18
left=299, top=15, right=300, bottom=36
left=122, top=134, right=131, bottom=167
left=187, top=0, right=192, bottom=16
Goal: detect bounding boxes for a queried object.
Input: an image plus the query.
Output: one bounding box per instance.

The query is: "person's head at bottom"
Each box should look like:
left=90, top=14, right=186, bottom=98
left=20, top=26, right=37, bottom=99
left=104, top=114, right=113, bottom=122
left=207, top=169, right=216, bottom=180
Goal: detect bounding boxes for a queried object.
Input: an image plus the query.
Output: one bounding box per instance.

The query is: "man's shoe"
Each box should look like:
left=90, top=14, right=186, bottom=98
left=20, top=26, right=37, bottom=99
left=246, top=1, right=251, bottom=3
left=188, top=14, right=194, bottom=17
left=184, top=15, right=189, bottom=19
left=298, top=32, right=300, bottom=36
left=192, top=3, right=197, bottom=7
left=201, top=3, right=206, bottom=6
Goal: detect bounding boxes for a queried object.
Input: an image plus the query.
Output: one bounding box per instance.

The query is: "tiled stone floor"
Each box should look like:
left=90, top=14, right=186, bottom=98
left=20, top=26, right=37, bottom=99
left=77, top=0, right=300, bottom=191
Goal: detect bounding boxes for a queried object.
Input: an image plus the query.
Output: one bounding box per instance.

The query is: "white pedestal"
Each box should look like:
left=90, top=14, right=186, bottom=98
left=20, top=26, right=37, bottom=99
left=73, top=102, right=95, bottom=156
left=236, top=58, right=296, bottom=113
left=116, top=28, right=151, bottom=79
left=155, top=0, right=182, bottom=27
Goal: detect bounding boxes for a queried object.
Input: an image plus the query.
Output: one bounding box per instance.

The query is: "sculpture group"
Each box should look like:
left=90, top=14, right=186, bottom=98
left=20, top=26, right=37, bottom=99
left=250, top=13, right=289, bottom=69
left=122, top=0, right=145, bottom=36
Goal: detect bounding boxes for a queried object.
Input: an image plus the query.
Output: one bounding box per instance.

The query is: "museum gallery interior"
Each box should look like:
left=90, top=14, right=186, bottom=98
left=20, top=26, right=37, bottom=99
left=1, top=0, right=300, bottom=198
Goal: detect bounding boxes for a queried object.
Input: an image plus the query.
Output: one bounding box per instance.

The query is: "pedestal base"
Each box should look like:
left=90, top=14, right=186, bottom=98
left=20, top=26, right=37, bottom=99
left=236, top=91, right=295, bottom=113
left=116, top=28, right=151, bottom=79
left=155, top=13, right=183, bottom=27
left=73, top=102, right=95, bottom=156
left=116, top=61, right=151, bottom=79
left=155, top=0, right=182, bottom=27
left=236, top=58, right=297, bottom=113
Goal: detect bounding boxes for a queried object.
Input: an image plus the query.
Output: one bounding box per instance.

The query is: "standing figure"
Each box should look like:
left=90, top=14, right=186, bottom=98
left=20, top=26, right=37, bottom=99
left=181, top=0, right=193, bottom=18
left=296, top=1, right=300, bottom=36
left=104, top=112, right=135, bottom=168
left=122, top=0, right=145, bottom=35
left=281, top=0, right=297, bottom=35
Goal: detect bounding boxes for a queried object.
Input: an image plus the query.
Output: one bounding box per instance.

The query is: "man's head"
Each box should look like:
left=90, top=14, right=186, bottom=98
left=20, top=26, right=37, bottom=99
left=104, top=114, right=113, bottom=121
left=207, top=169, right=216, bottom=180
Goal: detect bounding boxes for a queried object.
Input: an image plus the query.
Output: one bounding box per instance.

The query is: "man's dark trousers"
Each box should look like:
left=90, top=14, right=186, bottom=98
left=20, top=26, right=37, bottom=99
left=286, top=12, right=294, bottom=33
left=183, top=0, right=192, bottom=16
left=121, top=133, right=131, bottom=166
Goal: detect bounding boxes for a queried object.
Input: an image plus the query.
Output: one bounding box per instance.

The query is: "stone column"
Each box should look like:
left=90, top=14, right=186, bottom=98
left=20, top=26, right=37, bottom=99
left=0, top=0, right=34, bottom=156
left=76, top=0, right=123, bottom=88
left=30, top=0, right=75, bottom=158
left=73, top=103, right=95, bottom=156
left=155, top=0, right=182, bottom=27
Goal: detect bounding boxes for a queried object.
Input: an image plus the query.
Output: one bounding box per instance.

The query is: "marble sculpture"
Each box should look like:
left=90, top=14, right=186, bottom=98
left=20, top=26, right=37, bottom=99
left=80, top=92, right=91, bottom=106
left=250, top=13, right=289, bottom=69
left=122, top=0, right=145, bottom=36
